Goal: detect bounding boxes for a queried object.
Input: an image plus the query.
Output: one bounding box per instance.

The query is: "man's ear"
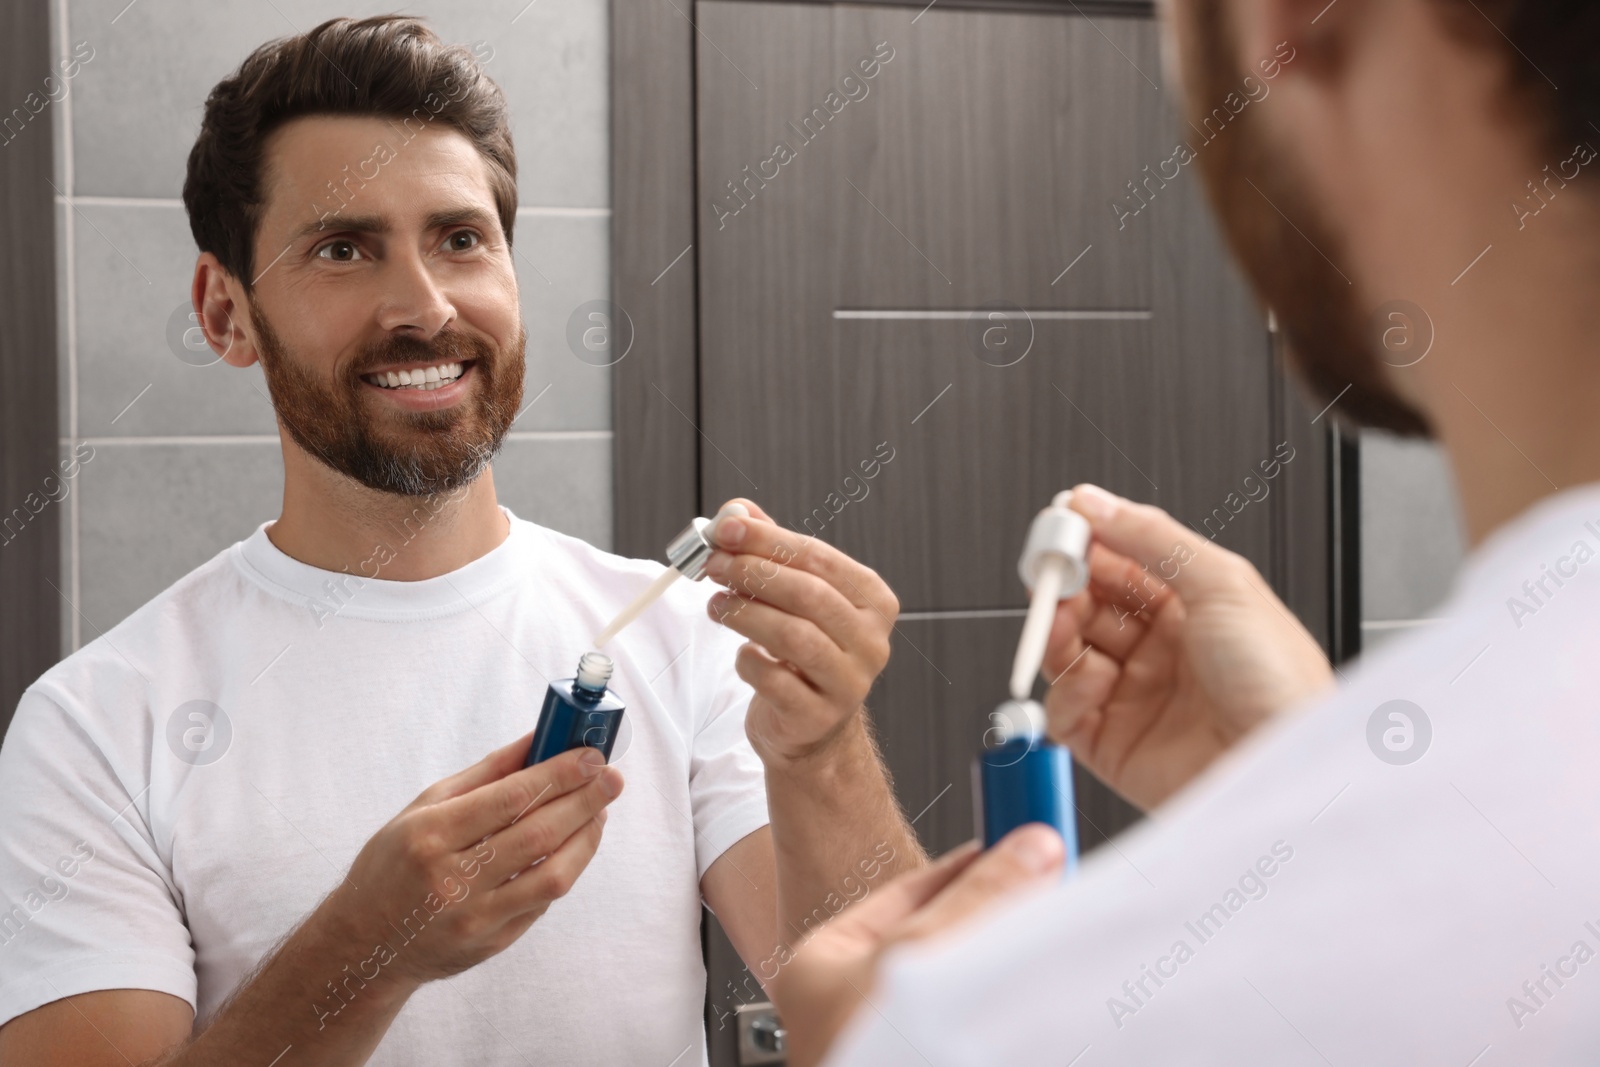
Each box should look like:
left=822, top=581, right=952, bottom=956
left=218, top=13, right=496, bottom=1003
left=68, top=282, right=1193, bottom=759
left=191, top=252, right=258, bottom=369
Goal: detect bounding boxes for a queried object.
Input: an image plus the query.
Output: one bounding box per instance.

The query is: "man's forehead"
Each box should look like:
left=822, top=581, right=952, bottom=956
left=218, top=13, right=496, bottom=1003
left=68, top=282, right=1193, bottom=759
left=260, top=114, right=496, bottom=231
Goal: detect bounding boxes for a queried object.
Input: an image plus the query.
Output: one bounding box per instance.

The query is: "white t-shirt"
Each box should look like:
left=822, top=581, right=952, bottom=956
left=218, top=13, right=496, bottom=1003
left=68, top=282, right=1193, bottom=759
left=831, top=482, right=1600, bottom=1066
left=0, top=506, right=769, bottom=1066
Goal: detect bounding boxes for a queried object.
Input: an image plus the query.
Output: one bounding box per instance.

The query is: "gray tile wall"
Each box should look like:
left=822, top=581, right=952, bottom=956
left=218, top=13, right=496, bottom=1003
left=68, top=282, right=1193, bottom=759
left=51, top=0, right=613, bottom=654
left=1359, top=430, right=1468, bottom=652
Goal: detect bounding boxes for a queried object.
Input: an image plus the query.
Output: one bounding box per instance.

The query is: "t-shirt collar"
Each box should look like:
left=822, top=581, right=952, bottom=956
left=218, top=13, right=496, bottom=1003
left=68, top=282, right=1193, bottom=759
left=233, top=504, right=532, bottom=620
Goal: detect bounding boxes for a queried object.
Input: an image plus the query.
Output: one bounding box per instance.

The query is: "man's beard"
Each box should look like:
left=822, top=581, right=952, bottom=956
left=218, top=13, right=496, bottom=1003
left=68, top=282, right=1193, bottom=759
left=250, top=300, right=526, bottom=497
left=1179, top=0, right=1433, bottom=437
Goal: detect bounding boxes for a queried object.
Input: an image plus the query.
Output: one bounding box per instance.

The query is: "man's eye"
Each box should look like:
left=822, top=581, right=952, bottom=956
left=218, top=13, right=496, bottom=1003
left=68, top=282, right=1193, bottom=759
left=446, top=231, right=481, bottom=251
left=317, top=240, right=363, bottom=261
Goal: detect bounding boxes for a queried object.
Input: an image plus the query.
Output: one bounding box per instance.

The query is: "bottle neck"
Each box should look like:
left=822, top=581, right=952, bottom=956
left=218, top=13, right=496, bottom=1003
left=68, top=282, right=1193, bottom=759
left=573, top=650, right=614, bottom=699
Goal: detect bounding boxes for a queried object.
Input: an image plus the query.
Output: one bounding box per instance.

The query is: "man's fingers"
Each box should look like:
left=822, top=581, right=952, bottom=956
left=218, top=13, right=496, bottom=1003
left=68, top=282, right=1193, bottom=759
left=718, top=497, right=775, bottom=525
left=438, top=747, right=610, bottom=847
left=712, top=553, right=866, bottom=657
left=1040, top=595, right=1092, bottom=679
left=1078, top=598, right=1151, bottom=663
left=893, top=826, right=1065, bottom=945
left=1086, top=542, right=1174, bottom=616
left=485, top=811, right=608, bottom=919
left=713, top=594, right=868, bottom=699
left=1069, top=484, right=1245, bottom=600
left=734, top=641, right=827, bottom=705
left=413, top=730, right=536, bottom=808
left=1044, top=645, right=1120, bottom=749
left=711, top=509, right=897, bottom=618
left=829, top=841, right=984, bottom=935
left=475, top=769, right=623, bottom=885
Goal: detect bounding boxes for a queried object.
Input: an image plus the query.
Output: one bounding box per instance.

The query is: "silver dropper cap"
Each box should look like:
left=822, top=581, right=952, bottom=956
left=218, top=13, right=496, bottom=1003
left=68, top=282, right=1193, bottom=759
left=665, top=517, right=716, bottom=581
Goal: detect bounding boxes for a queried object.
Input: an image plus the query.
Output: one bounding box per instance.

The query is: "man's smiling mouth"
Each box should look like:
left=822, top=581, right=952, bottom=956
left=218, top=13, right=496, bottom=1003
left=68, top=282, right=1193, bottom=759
left=360, top=360, right=469, bottom=391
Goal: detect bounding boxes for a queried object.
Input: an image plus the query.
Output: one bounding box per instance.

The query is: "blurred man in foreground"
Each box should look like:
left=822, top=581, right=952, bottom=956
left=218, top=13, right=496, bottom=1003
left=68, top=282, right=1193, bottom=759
left=777, top=0, right=1600, bottom=1062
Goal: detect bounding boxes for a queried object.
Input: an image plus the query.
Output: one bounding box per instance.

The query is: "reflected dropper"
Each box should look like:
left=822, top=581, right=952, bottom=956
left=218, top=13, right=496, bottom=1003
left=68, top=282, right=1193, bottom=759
left=1008, top=492, right=1091, bottom=701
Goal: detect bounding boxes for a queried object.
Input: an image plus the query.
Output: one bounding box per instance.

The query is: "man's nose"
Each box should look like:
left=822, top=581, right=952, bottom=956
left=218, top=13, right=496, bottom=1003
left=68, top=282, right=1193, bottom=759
left=374, top=250, right=457, bottom=337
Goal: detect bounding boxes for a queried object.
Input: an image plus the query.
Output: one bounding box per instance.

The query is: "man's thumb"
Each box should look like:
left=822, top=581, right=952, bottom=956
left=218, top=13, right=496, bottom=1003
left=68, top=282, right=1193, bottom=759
left=896, top=825, right=1064, bottom=944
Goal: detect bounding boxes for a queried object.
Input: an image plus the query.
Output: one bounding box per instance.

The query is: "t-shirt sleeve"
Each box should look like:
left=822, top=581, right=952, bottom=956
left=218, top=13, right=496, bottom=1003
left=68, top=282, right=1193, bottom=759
left=0, top=687, right=196, bottom=1028
left=684, top=605, right=770, bottom=879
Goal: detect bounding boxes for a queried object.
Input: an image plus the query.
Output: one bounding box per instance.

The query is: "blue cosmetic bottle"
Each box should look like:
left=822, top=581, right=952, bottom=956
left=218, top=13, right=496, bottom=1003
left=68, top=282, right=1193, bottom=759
left=970, top=492, right=1093, bottom=873
left=525, top=651, right=627, bottom=766
left=974, top=699, right=1078, bottom=872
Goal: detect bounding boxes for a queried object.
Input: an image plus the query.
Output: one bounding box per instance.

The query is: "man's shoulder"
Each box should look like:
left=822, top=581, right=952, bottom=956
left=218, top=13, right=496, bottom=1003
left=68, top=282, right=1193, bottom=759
left=27, top=539, right=247, bottom=714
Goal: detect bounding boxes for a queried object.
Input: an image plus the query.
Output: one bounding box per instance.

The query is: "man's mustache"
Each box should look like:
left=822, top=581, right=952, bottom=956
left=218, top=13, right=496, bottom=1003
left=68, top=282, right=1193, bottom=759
left=348, top=329, right=493, bottom=377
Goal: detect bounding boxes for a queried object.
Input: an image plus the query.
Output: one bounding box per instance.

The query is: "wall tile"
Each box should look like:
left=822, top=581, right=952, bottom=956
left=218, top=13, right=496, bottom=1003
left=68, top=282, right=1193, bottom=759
left=512, top=211, right=611, bottom=432
left=456, top=0, right=610, bottom=208
left=1360, top=431, right=1466, bottom=623
left=73, top=201, right=275, bottom=437
left=492, top=435, right=612, bottom=550
left=77, top=441, right=284, bottom=632
left=67, top=0, right=607, bottom=207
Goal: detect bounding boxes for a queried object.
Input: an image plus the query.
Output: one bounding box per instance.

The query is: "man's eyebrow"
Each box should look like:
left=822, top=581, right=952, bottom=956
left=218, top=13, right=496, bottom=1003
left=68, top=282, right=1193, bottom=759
left=288, top=205, right=500, bottom=245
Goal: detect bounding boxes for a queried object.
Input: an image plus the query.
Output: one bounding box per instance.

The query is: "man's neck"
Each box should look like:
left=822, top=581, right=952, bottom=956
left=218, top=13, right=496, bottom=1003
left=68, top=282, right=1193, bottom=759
left=267, top=438, right=510, bottom=581
left=1402, top=194, right=1600, bottom=548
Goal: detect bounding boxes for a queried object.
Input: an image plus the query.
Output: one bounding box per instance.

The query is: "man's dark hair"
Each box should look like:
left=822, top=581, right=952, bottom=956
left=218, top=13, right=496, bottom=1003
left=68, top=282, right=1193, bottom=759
left=182, top=15, right=515, bottom=291
left=1437, top=1, right=1600, bottom=164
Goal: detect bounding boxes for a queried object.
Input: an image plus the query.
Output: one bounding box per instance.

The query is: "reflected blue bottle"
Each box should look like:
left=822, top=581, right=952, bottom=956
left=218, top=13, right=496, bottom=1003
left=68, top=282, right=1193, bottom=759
left=525, top=651, right=627, bottom=766
left=973, top=699, right=1078, bottom=874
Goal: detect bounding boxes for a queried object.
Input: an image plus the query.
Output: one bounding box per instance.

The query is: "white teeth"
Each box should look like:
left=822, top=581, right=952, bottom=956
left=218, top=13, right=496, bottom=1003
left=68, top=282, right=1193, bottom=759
left=366, top=361, right=466, bottom=390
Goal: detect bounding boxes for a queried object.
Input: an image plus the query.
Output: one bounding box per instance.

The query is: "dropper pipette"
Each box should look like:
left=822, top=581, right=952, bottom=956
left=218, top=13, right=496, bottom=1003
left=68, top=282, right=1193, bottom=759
left=1008, top=492, right=1091, bottom=701
left=593, top=503, right=750, bottom=648
left=593, top=568, right=680, bottom=648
